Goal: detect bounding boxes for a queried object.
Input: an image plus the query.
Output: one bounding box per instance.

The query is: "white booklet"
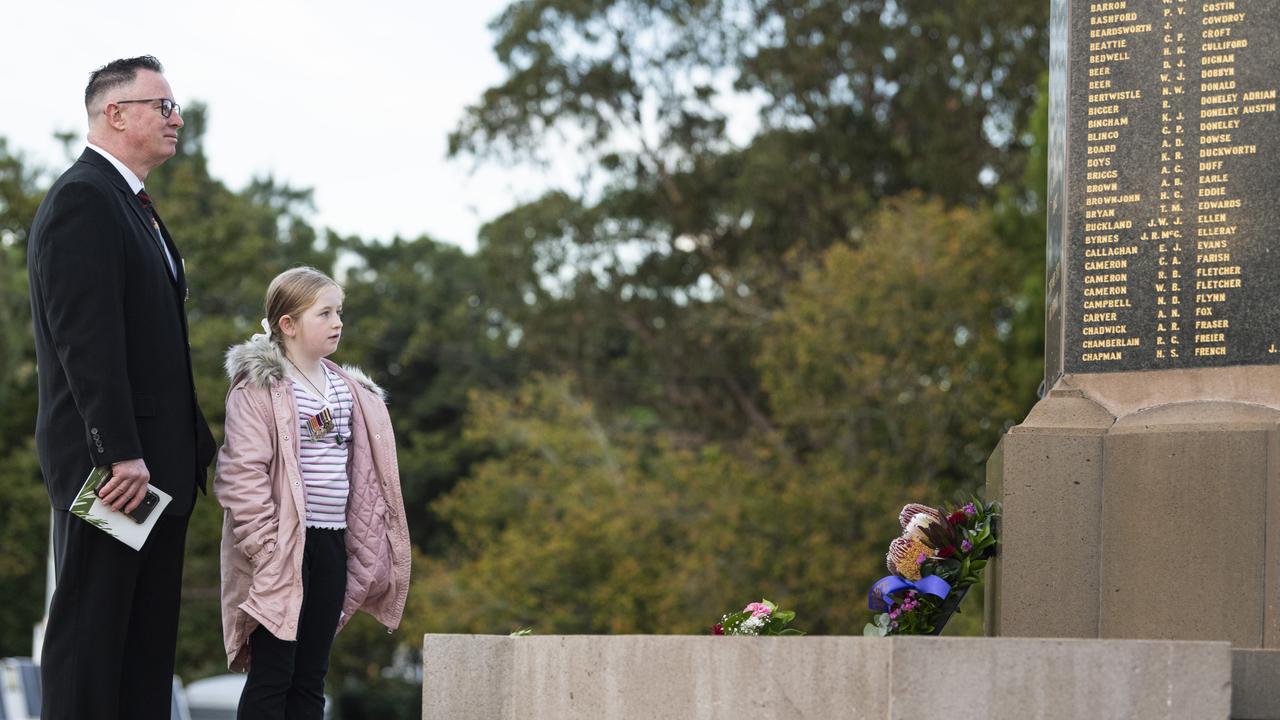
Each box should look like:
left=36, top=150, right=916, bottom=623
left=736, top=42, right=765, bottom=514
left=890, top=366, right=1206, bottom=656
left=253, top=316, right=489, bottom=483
left=69, top=466, right=172, bottom=551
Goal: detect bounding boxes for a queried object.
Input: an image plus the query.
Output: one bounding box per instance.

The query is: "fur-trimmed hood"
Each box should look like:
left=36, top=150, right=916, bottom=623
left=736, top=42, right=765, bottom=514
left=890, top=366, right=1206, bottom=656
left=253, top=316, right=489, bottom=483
left=224, top=334, right=386, bottom=401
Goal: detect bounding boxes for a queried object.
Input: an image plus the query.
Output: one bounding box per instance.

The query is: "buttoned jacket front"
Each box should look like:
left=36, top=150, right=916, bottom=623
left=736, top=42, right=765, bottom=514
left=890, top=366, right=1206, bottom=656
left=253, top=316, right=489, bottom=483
left=214, top=335, right=411, bottom=671
left=27, top=148, right=215, bottom=514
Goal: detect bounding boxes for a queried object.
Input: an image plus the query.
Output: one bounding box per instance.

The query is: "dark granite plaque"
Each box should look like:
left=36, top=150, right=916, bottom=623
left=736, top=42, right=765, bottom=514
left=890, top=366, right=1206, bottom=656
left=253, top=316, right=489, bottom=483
left=1047, top=0, right=1280, bottom=386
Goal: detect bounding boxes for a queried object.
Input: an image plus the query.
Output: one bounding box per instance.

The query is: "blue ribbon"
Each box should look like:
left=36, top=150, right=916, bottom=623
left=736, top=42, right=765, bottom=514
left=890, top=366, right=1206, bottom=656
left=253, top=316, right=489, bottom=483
left=867, top=574, right=951, bottom=612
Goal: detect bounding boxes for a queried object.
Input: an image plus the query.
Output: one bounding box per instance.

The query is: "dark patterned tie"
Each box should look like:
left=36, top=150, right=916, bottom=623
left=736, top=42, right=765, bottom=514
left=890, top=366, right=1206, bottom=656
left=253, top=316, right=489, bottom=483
left=136, top=189, right=176, bottom=278
left=136, top=189, right=161, bottom=231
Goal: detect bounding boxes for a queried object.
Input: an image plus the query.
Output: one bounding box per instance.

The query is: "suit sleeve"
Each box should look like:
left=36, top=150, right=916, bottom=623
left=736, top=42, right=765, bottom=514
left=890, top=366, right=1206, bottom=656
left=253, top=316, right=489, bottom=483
left=32, top=180, right=140, bottom=464
left=214, top=386, right=280, bottom=566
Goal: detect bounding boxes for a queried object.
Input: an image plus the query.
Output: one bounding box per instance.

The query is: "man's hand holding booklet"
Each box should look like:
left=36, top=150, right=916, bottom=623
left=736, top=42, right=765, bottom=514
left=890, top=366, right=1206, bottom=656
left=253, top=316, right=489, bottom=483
left=70, top=466, right=172, bottom=550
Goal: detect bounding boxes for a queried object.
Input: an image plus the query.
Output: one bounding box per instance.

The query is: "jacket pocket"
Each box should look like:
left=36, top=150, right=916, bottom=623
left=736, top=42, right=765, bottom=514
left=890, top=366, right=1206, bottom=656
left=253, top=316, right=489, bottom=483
left=249, top=539, right=276, bottom=570
left=132, top=394, right=157, bottom=417
left=248, top=539, right=289, bottom=606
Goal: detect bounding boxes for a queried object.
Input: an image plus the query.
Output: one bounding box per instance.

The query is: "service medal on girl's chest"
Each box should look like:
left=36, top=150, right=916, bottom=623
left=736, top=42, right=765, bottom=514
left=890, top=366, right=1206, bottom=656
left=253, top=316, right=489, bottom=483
left=305, top=406, right=335, bottom=441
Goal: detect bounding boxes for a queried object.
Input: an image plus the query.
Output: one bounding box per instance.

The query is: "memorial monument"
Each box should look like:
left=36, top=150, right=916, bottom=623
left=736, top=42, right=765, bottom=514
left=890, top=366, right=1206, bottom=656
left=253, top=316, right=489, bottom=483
left=988, top=0, right=1280, bottom=651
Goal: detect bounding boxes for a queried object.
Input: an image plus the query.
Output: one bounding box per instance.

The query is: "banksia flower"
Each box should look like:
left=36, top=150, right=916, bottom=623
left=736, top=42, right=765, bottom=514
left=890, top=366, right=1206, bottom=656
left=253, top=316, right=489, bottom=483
left=899, top=503, right=943, bottom=531
left=887, top=536, right=931, bottom=581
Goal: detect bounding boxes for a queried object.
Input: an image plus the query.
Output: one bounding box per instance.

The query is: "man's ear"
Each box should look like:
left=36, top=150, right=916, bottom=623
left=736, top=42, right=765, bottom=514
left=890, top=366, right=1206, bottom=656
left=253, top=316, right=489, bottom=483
left=103, top=102, right=128, bottom=131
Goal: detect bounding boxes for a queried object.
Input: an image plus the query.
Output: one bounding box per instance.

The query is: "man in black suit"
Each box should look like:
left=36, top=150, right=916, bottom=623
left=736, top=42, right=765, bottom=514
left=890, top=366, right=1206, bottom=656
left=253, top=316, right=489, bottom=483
left=27, top=55, right=215, bottom=720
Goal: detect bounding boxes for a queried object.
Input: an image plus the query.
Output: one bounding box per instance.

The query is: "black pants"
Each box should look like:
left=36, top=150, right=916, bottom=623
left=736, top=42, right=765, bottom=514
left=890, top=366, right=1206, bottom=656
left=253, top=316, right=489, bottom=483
left=239, top=527, right=347, bottom=720
left=41, top=507, right=190, bottom=720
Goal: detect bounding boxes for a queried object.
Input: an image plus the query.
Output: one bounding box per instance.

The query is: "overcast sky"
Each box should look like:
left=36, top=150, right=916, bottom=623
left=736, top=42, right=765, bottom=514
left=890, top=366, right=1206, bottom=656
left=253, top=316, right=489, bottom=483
left=1, top=0, right=562, bottom=252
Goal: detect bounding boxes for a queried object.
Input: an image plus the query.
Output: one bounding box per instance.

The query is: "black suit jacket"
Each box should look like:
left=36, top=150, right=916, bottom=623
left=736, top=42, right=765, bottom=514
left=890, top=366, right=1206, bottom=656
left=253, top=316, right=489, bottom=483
left=27, top=149, right=215, bottom=515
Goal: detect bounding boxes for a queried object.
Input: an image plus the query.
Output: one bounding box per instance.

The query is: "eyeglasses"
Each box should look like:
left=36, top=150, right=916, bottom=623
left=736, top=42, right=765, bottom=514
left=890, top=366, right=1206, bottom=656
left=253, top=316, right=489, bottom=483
left=114, top=98, right=181, bottom=119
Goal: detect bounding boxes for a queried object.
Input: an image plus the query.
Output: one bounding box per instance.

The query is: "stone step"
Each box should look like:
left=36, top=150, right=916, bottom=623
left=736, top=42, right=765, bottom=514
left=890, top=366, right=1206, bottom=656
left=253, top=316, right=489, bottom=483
left=423, top=634, right=1232, bottom=719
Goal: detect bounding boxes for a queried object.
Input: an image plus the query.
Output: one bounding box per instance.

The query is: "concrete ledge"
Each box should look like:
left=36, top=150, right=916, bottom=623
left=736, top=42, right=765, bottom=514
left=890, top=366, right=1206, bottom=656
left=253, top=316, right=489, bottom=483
left=423, top=635, right=1231, bottom=720
left=1232, top=649, right=1280, bottom=720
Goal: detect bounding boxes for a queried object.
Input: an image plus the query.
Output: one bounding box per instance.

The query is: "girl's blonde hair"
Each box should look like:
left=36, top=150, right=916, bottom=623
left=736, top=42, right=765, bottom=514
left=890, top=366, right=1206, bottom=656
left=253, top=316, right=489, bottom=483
left=264, top=266, right=342, bottom=345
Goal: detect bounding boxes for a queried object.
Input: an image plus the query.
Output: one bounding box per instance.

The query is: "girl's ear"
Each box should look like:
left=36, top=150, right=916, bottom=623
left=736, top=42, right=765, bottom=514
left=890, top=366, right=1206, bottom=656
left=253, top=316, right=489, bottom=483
left=279, top=314, right=297, bottom=337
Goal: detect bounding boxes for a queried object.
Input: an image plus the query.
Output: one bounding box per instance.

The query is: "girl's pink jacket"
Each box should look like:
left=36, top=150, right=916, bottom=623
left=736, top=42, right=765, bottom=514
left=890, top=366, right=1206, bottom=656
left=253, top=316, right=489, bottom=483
left=214, top=335, right=411, bottom=671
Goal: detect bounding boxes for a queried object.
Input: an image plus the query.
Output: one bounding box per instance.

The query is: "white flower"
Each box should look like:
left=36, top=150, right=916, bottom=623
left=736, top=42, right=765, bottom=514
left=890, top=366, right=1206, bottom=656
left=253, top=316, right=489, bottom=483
left=904, top=513, right=936, bottom=542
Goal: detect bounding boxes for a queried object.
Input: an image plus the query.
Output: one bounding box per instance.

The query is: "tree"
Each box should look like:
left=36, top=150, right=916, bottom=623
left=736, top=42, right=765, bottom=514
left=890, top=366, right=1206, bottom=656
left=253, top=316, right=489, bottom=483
left=758, top=193, right=1031, bottom=488
left=414, top=194, right=1040, bottom=638
left=408, top=371, right=898, bottom=636
left=452, top=0, right=1049, bottom=444
left=408, top=0, right=1052, bottom=639
left=340, top=234, right=515, bottom=553
left=0, top=139, right=51, bottom=657
left=411, top=374, right=778, bottom=635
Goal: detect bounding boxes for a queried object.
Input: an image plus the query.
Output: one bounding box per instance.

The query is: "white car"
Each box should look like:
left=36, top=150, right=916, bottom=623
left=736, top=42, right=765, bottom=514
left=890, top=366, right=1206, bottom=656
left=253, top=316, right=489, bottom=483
left=0, top=658, right=39, bottom=720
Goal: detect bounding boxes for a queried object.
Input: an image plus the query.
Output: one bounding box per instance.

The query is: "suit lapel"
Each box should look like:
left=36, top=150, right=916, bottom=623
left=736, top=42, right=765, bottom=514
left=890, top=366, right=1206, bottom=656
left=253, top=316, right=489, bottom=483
left=129, top=194, right=180, bottom=288
left=77, top=150, right=180, bottom=290
left=155, top=214, right=189, bottom=300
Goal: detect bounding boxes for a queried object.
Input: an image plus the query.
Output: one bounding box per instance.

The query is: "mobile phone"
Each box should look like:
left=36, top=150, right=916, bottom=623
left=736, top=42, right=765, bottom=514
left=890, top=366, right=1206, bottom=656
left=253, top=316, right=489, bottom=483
left=94, top=473, right=160, bottom=524
left=126, top=490, right=160, bottom=524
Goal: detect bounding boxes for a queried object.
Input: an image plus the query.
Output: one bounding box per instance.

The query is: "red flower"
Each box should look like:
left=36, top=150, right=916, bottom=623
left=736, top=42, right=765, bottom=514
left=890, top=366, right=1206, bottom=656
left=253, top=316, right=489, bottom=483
left=712, top=623, right=724, bottom=635
left=937, top=546, right=956, bottom=558
left=946, top=511, right=966, bottom=526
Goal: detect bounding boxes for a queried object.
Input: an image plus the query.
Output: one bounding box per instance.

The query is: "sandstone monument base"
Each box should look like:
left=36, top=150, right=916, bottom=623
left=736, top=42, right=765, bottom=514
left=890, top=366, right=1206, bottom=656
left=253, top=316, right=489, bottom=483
left=422, top=634, right=1231, bottom=720
left=986, top=368, right=1280, bottom=719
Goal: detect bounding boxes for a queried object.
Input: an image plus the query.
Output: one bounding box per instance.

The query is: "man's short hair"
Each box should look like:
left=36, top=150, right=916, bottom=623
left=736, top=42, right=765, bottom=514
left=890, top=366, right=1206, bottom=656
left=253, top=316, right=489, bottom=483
left=84, top=56, right=165, bottom=113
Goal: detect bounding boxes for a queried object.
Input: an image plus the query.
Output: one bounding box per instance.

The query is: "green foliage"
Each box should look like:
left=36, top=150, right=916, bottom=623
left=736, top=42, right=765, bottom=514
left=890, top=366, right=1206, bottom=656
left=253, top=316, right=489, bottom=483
left=456, top=0, right=1047, bottom=206
left=409, top=374, right=899, bottom=635
left=0, top=139, right=49, bottom=657
left=418, top=0, right=1052, bottom=630
left=0, top=441, right=47, bottom=655
left=335, top=675, right=421, bottom=720
left=452, top=0, right=1050, bottom=456
left=413, top=375, right=726, bottom=635
left=341, top=235, right=513, bottom=553
left=757, top=195, right=1032, bottom=491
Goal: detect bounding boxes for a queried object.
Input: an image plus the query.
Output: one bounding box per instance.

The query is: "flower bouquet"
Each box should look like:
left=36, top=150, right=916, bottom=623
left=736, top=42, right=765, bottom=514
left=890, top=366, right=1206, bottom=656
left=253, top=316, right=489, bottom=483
left=863, top=498, right=1000, bottom=636
left=713, top=599, right=804, bottom=636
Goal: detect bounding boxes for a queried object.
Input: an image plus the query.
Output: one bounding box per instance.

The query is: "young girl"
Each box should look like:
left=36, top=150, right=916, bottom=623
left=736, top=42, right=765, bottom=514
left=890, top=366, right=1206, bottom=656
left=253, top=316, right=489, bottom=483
left=215, top=266, right=410, bottom=719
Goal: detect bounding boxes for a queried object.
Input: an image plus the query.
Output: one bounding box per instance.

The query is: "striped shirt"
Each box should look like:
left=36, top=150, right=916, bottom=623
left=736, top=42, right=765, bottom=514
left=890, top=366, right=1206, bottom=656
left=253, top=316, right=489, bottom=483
left=291, top=367, right=351, bottom=529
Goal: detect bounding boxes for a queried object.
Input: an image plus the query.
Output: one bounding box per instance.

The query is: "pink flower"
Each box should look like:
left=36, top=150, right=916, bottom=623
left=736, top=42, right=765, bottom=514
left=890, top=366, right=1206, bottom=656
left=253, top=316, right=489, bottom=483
left=915, top=552, right=926, bottom=565
left=963, top=503, right=976, bottom=516
left=743, top=602, right=772, bottom=618
left=961, top=539, right=973, bottom=552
